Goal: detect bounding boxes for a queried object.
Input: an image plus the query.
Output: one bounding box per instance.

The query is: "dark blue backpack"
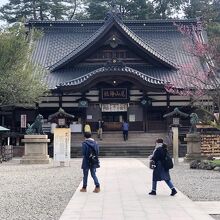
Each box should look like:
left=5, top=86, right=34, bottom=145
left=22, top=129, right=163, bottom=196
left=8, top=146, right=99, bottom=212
left=162, top=152, right=174, bottom=171
left=88, top=145, right=100, bottom=168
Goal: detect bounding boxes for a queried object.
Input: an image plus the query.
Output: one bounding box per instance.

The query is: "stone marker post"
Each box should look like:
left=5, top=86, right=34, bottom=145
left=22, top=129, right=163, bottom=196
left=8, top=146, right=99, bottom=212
left=172, top=126, right=179, bottom=165
left=163, top=108, right=189, bottom=165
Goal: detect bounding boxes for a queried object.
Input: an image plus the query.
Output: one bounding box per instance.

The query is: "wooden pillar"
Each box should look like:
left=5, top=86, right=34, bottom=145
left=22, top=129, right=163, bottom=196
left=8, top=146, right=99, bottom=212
left=166, top=93, right=170, bottom=129
left=12, top=108, right=16, bottom=132
left=143, top=106, right=148, bottom=132
left=59, top=90, right=63, bottom=108
left=1, top=115, right=5, bottom=126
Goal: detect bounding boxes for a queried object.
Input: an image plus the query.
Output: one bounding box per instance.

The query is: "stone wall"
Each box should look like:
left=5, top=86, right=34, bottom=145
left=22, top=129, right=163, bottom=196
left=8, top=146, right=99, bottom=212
left=201, top=134, right=220, bottom=156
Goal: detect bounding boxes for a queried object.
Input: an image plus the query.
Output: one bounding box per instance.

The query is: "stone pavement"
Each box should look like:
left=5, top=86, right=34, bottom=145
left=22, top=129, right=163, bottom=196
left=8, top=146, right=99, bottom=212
left=195, top=202, right=220, bottom=215
left=59, top=158, right=214, bottom=220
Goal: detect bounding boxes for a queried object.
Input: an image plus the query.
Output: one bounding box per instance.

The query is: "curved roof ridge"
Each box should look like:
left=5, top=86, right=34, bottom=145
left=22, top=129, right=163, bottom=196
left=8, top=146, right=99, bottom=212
left=58, top=65, right=166, bottom=88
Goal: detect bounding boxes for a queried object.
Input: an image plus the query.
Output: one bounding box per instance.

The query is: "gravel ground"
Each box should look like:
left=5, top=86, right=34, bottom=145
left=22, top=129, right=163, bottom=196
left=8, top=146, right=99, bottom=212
left=0, top=159, right=82, bottom=220
left=1, top=158, right=219, bottom=220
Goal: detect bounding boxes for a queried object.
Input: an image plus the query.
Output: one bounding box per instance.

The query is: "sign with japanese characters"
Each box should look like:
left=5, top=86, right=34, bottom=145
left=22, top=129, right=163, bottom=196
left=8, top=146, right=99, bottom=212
left=102, top=103, right=128, bottom=112
left=20, top=114, right=27, bottom=128
left=101, top=88, right=127, bottom=100
left=54, top=128, right=71, bottom=162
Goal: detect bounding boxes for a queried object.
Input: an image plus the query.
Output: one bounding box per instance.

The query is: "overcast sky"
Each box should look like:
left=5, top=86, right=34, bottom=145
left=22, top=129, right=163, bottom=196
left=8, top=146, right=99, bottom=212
left=0, top=0, right=8, bottom=26
left=0, top=0, right=8, bottom=6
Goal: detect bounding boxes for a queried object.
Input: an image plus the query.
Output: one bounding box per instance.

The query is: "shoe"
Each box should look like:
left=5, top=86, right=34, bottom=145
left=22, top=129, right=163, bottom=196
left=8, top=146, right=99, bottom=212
left=80, top=188, right=87, bottom=192
left=93, top=187, right=100, bottom=193
left=148, top=190, right=156, bottom=195
left=170, top=188, right=177, bottom=196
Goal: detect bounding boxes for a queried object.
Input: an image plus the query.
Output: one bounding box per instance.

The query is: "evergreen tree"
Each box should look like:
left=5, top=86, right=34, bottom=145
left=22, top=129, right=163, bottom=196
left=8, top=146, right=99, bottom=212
left=184, top=0, right=213, bottom=20
left=84, top=0, right=154, bottom=20
left=152, top=0, right=186, bottom=19
left=0, top=24, right=48, bottom=106
left=0, top=0, right=72, bottom=22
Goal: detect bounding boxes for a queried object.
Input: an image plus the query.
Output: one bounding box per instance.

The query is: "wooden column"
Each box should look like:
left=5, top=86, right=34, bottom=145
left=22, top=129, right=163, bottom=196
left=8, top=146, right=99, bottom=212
left=58, top=90, right=63, bottom=108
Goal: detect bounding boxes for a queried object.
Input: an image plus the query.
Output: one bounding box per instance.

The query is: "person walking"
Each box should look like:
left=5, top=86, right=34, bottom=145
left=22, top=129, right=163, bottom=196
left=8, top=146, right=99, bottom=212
left=96, top=119, right=104, bottom=140
left=80, top=132, right=100, bottom=193
left=148, top=138, right=177, bottom=196
left=122, top=120, right=129, bottom=141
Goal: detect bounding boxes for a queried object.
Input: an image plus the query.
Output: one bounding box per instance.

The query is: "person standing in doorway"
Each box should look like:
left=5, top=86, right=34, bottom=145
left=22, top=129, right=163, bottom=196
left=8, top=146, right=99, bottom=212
left=148, top=138, right=177, bottom=196
left=96, top=119, right=104, bottom=140
left=122, top=120, right=129, bottom=141
left=80, top=132, right=100, bottom=193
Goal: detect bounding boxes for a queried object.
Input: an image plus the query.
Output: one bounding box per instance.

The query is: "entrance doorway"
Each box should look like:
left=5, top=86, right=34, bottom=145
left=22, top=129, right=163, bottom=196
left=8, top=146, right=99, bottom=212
left=102, top=112, right=127, bottom=131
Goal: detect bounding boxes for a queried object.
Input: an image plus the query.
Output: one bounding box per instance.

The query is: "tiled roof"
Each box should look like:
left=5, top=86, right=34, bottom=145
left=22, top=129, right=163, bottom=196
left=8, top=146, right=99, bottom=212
left=30, top=18, right=198, bottom=68
left=48, top=14, right=178, bottom=71
left=28, top=16, right=204, bottom=89
left=32, top=25, right=101, bottom=68
left=58, top=65, right=166, bottom=88
left=44, top=64, right=177, bottom=89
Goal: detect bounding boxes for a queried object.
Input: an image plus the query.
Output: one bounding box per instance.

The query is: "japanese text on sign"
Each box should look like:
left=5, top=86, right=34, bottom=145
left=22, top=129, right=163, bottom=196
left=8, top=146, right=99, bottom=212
left=102, top=88, right=127, bottom=100
left=102, top=103, right=128, bottom=112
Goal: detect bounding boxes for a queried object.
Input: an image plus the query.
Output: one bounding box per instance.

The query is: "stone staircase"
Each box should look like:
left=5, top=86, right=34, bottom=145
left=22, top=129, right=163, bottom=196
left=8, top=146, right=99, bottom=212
left=71, top=131, right=169, bottom=158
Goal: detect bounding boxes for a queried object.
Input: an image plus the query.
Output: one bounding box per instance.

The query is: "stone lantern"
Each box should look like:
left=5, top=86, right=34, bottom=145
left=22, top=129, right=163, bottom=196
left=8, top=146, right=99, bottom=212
left=48, top=108, right=75, bottom=128
left=163, top=108, right=189, bottom=164
left=184, top=113, right=205, bottom=161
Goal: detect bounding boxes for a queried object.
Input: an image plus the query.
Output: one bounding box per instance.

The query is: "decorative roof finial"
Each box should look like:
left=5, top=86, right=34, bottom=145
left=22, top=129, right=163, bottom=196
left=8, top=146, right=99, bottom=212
left=110, top=0, right=116, bottom=10
left=105, top=0, right=122, bottom=21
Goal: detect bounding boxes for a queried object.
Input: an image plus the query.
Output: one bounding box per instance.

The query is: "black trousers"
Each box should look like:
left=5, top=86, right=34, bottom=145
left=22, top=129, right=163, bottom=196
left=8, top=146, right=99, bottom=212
left=123, top=130, right=128, bottom=141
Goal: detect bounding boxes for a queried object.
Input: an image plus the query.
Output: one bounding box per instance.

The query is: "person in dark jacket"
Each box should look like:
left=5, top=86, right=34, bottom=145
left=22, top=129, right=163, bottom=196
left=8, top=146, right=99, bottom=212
left=122, top=120, right=129, bottom=141
left=149, top=138, right=177, bottom=196
left=96, top=119, right=104, bottom=140
left=80, top=132, right=100, bottom=193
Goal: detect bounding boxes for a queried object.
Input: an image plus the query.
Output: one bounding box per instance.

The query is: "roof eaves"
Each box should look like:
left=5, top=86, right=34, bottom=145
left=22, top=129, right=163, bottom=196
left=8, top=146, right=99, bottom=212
left=58, top=66, right=166, bottom=88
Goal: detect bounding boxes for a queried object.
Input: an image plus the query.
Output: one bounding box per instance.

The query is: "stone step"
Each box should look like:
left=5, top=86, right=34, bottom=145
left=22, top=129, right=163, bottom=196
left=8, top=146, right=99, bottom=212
left=71, top=132, right=167, bottom=146
left=50, top=131, right=180, bottom=158
left=70, top=145, right=186, bottom=158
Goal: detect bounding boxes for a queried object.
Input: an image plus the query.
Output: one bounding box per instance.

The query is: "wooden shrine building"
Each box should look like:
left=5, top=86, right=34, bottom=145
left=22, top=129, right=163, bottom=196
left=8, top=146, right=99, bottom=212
left=1, top=9, right=207, bottom=133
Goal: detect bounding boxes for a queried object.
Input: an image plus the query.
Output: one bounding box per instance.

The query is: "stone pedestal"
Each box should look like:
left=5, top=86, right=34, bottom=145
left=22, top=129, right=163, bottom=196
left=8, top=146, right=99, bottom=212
left=184, top=133, right=205, bottom=162
left=20, top=135, right=50, bottom=164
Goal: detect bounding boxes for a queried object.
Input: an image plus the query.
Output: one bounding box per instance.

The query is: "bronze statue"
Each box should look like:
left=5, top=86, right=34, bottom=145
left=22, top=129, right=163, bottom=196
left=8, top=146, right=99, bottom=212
left=189, top=113, right=199, bottom=133
left=26, top=114, right=44, bottom=134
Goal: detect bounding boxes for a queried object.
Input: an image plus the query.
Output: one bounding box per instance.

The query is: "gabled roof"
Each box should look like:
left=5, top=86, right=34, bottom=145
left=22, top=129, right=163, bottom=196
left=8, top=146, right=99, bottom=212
left=29, top=17, right=204, bottom=89
left=48, top=108, right=74, bottom=122
left=49, top=14, right=178, bottom=71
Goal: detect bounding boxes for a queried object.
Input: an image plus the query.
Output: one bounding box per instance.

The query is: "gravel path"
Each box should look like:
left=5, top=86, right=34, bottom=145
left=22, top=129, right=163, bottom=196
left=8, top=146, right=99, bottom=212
left=0, top=159, right=82, bottom=220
